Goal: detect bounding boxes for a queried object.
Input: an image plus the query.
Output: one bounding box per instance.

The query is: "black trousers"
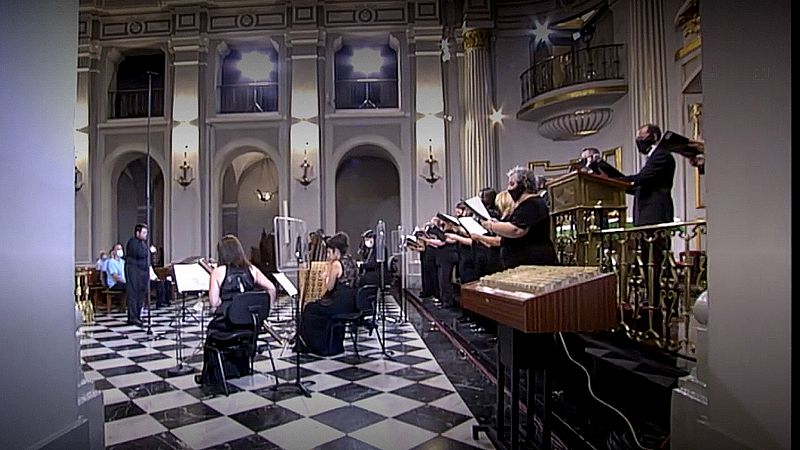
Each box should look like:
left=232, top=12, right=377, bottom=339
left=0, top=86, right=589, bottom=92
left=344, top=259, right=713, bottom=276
left=436, top=249, right=459, bottom=307
left=125, top=271, right=147, bottom=322
left=151, top=280, right=172, bottom=307
left=420, top=249, right=439, bottom=297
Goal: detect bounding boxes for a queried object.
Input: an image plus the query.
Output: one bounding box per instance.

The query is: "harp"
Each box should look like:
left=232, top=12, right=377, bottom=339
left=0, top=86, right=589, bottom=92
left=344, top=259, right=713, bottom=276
left=298, top=231, right=328, bottom=309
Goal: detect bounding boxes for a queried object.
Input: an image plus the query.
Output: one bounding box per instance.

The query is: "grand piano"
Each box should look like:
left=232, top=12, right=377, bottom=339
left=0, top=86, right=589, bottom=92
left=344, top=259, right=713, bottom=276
left=461, top=266, right=617, bottom=450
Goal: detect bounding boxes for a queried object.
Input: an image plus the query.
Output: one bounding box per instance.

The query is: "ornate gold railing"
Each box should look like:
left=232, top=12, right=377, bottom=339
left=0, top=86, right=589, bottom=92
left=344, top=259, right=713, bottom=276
left=75, top=267, right=95, bottom=323
left=562, top=220, right=707, bottom=358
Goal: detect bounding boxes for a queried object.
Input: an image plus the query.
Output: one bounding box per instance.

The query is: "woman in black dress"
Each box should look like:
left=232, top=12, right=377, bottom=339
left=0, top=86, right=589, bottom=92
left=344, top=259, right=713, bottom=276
left=297, top=232, right=360, bottom=356
left=480, top=167, right=558, bottom=269
left=199, top=235, right=276, bottom=385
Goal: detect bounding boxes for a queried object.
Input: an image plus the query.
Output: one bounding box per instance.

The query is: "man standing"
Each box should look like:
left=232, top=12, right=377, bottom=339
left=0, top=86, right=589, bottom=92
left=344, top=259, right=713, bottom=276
left=125, top=223, right=150, bottom=326
left=621, top=124, right=676, bottom=226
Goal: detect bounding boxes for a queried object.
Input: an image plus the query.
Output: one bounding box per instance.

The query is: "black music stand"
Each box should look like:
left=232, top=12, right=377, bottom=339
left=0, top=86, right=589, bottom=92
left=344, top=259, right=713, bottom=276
left=269, top=271, right=312, bottom=397
left=167, top=262, right=210, bottom=376
left=361, top=220, right=395, bottom=360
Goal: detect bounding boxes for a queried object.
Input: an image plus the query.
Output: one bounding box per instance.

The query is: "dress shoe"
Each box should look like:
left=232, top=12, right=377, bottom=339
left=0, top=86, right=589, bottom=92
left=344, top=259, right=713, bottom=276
left=127, top=319, right=143, bottom=326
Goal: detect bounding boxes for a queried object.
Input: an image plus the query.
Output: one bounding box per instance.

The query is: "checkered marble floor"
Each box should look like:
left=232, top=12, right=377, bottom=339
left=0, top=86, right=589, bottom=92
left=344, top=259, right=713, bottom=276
left=80, top=294, right=495, bottom=449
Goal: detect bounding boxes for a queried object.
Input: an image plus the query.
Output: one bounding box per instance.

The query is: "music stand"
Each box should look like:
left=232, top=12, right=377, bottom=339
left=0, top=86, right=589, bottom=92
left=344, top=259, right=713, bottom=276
left=269, top=216, right=313, bottom=397
left=390, top=226, right=407, bottom=323
left=360, top=220, right=395, bottom=360
left=167, top=262, right=210, bottom=376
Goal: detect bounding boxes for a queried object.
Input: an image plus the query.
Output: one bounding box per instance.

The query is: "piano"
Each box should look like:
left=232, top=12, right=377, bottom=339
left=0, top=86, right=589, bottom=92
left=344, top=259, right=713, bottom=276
left=461, top=266, right=617, bottom=450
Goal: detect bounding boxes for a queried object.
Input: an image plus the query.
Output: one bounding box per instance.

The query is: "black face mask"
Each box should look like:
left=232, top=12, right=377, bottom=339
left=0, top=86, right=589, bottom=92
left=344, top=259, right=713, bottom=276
left=508, top=184, right=525, bottom=201
left=636, top=135, right=656, bottom=154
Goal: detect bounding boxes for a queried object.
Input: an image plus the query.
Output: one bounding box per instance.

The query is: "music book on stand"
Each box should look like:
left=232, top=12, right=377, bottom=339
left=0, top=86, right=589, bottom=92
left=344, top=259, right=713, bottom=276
left=272, top=272, right=299, bottom=297
left=172, top=262, right=211, bottom=293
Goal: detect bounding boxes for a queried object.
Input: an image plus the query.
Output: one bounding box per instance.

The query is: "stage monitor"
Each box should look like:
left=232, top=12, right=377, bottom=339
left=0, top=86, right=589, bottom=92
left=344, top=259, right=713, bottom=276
left=273, top=216, right=308, bottom=273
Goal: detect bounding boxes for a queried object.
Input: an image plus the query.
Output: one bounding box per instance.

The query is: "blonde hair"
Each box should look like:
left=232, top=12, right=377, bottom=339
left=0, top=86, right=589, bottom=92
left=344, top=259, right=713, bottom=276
left=495, top=190, right=514, bottom=218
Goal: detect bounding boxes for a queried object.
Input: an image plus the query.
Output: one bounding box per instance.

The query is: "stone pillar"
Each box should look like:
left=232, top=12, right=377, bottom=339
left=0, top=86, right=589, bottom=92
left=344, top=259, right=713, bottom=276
left=414, top=28, right=448, bottom=222
left=168, top=37, right=207, bottom=260
left=628, top=0, right=670, bottom=171
left=288, top=30, right=322, bottom=232
left=75, top=38, right=99, bottom=264
left=461, top=28, right=496, bottom=196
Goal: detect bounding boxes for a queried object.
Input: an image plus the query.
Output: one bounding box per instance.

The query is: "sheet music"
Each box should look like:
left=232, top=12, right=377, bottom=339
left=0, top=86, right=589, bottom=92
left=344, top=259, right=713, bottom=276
left=437, top=212, right=460, bottom=226
left=458, top=216, right=488, bottom=235
left=172, top=263, right=211, bottom=293
left=405, top=235, right=419, bottom=245
left=465, top=196, right=491, bottom=221
left=272, top=272, right=299, bottom=297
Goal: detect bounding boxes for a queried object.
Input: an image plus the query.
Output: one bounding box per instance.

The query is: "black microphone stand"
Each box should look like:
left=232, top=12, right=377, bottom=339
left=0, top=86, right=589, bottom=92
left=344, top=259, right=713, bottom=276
left=142, top=70, right=162, bottom=341
left=270, top=254, right=313, bottom=397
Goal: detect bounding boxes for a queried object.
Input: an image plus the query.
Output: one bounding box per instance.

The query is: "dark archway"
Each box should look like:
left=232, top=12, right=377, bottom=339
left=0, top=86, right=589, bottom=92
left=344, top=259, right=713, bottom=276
left=115, top=155, right=164, bottom=259
left=335, top=146, right=400, bottom=248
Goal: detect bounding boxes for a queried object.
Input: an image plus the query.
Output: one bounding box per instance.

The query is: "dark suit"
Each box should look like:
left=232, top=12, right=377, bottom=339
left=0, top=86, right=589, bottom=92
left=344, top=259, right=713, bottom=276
left=125, top=237, right=149, bottom=322
left=622, top=148, right=676, bottom=226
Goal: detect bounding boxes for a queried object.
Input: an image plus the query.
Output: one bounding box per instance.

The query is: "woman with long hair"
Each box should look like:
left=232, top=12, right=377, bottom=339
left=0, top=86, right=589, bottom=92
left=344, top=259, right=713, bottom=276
left=198, top=234, right=276, bottom=387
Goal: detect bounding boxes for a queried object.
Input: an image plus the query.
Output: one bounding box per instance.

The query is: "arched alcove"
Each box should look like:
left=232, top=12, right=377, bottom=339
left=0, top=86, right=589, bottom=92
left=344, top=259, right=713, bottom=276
left=220, top=152, right=279, bottom=260
left=335, top=145, right=400, bottom=245
left=115, top=155, right=164, bottom=257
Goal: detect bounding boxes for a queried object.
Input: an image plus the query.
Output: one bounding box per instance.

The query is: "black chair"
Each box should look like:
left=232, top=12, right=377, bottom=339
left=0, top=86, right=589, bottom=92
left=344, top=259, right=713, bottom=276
left=203, top=290, right=279, bottom=396
left=331, top=284, right=378, bottom=359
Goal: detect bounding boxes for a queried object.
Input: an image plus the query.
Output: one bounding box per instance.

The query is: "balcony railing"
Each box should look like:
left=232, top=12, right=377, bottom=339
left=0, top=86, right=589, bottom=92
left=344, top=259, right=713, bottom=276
left=218, top=82, right=278, bottom=114
left=520, top=43, right=624, bottom=105
left=109, top=88, right=164, bottom=119
left=560, top=219, right=707, bottom=358
left=334, top=79, right=399, bottom=110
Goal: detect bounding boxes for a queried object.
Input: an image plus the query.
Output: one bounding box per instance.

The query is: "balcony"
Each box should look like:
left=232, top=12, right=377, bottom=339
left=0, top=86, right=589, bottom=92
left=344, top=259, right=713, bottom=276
left=218, top=82, right=278, bottom=114
left=334, top=79, right=398, bottom=110
left=109, top=88, right=164, bottom=119
left=517, top=43, right=627, bottom=123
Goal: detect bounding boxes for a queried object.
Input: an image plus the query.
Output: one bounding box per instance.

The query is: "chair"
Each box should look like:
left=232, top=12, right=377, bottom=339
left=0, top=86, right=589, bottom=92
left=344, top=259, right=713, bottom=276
left=100, top=271, right=127, bottom=314
left=203, top=290, right=279, bottom=396
left=331, top=284, right=379, bottom=359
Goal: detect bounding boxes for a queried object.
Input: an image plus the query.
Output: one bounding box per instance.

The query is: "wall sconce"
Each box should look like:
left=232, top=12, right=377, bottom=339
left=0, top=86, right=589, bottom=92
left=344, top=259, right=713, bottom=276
left=296, top=143, right=317, bottom=189
left=420, top=139, right=441, bottom=187
left=175, top=151, right=195, bottom=189
left=74, top=164, right=84, bottom=192
left=255, top=189, right=275, bottom=203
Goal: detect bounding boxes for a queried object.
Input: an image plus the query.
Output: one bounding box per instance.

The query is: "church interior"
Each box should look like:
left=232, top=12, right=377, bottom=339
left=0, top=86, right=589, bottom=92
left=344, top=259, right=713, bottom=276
left=0, top=0, right=791, bottom=449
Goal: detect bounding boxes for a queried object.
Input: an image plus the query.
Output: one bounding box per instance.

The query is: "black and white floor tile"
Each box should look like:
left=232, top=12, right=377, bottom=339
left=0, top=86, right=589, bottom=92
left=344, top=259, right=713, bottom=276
left=80, top=295, right=495, bottom=449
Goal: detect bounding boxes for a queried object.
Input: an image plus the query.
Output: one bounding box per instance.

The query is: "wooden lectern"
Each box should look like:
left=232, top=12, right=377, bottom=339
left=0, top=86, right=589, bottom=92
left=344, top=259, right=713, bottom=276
left=546, top=171, right=631, bottom=265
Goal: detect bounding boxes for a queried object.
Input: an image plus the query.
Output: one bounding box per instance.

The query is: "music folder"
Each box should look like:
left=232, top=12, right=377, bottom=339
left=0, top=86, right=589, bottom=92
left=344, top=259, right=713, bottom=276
left=657, top=131, right=702, bottom=158
left=436, top=212, right=461, bottom=226
left=172, top=262, right=211, bottom=293
left=464, top=196, right=491, bottom=221
left=272, top=272, right=299, bottom=297
left=458, top=216, right=488, bottom=235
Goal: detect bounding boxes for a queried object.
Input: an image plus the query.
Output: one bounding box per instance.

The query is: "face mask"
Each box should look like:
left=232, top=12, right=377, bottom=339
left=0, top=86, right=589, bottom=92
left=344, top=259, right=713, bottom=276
left=636, top=135, right=656, bottom=154
left=100, top=255, right=107, bottom=260
left=365, top=240, right=374, bottom=248
left=116, top=249, right=124, bottom=258
left=509, top=184, right=525, bottom=202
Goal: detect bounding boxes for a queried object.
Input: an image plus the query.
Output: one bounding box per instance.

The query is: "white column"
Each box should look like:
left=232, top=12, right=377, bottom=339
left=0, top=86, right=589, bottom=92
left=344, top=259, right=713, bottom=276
left=628, top=0, right=669, bottom=171
left=169, top=38, right=207, bottom=260
left=462, top=28, right=496, bottom=196
left=288, top=31, right=322, bottom=231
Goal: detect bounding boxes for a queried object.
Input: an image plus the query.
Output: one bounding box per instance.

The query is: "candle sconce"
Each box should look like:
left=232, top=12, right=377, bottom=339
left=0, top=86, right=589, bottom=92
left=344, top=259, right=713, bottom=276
left=74, top=164, right=84, bottom=192
left=296, top=143, right=317, bottom=189
left=255, top=189, right=275, bottom=203
left=175, top=151, right=195, bottom=189
left=420, top=139, right=441, bottom=186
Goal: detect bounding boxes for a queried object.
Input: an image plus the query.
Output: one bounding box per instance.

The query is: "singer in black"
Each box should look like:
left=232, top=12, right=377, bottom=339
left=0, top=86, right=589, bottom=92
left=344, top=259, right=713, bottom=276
left=298, top=232, right=360, bottom=356
left=124, top=224, right=150, bottom=326
left=621, top=124, right=676, bottom=226
left=357, top=229, right=387, bottom=288
left=199, top=234, right=276, bottom=386
left=482, top=167, right=557, bottom=269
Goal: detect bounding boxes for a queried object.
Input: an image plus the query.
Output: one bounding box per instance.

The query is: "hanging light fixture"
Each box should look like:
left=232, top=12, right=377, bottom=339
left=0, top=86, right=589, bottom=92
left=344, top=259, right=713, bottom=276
left=296, top=142, right=317, bottom=188
left=420, top=139, right=441, bottom=186
left=74, top=163, right=84, bottom=192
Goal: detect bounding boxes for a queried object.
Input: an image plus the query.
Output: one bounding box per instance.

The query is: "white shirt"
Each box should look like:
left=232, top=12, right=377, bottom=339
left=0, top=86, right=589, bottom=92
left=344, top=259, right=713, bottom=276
left=646, top=144, right=657, bottom=158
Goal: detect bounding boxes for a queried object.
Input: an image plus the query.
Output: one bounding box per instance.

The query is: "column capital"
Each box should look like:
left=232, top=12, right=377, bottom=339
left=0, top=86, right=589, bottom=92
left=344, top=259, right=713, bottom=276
left=462, top=28, right=491, bottom=50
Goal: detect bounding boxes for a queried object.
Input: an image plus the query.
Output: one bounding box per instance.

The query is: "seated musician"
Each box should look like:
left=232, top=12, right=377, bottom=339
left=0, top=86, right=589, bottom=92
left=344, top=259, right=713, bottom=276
left=297, top=232, right=360, bottom=356
left=358, top=229, right=389, bottom=288
left=198, top=234, right=276, bottom=386
left=106, top=244, right=126, bottom=291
